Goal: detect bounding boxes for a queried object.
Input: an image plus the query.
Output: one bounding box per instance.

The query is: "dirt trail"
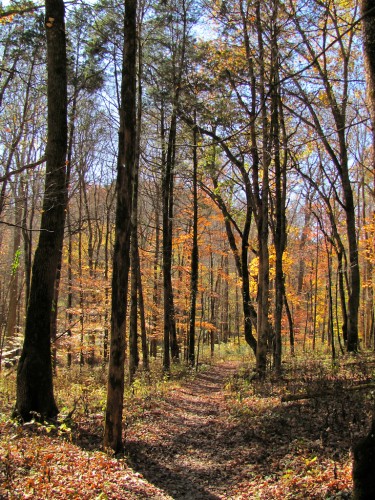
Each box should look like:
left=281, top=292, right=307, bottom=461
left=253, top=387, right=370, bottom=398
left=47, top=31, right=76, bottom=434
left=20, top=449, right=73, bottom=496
left=126, top=362, right=242, bottom=499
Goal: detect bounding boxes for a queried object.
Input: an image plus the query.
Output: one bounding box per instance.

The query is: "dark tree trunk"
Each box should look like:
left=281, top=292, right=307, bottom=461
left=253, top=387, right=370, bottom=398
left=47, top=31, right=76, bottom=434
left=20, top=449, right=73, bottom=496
left=129, top=144, right=140, bottom=383
left=284, top=293, right=294, bottom=355
left=188, top=124, right=199, bottom=366
left=50, top=85, right=76, bottom=371
left=15, top=0, right=68, bottom=421
left=209, top=249, right=216, bottom=357
left=135, top=21, right=148, bottom=373
left=270, top=17, right=286, bottom=374
left=342, top=165, right=360, bottom=352
left=362, top=1, right=375, bottom=148
left=22, top=179, right=33, bottom=312
left=210, top=170, right=258, bottom=354
left=150, top=185, right=161, bottom=359
left=353, top=418, right=375, bottom=499
left=129, top=227, right=139, bottom=384
left=66, top=209, right=73, bottom=368
left=255, top=0, right=270, bottom=378
left=137, top=250, right=149, bottom=371
left=104, top=0, right=137, bottom=453
left=162, top=109, right=180, bottom=370
left=103, top=189, right=115, bottom=362
left=222, top=253, right=229, bottom=343
left=351, top=5, right=375, bottom=493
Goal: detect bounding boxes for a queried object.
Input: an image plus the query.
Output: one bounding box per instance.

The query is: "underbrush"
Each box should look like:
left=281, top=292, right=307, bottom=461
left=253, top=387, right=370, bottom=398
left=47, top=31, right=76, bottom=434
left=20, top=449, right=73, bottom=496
left=0, top=358, right=199, bottom=445
left=0, top=358, right=198, bottom=499
left=1, top=347, right=374, bottom=498
left=224, top=350, right=375, bottom=499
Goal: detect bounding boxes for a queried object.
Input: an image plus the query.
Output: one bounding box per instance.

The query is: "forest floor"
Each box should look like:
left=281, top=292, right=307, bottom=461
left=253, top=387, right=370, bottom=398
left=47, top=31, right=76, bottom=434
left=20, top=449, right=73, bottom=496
left=1, top=352, right=374, bottom=499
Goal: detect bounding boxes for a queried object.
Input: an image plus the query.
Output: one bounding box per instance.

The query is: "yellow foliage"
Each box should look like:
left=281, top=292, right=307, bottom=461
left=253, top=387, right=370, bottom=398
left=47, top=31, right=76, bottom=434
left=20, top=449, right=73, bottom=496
left=0, top=13, right=15, bottom=25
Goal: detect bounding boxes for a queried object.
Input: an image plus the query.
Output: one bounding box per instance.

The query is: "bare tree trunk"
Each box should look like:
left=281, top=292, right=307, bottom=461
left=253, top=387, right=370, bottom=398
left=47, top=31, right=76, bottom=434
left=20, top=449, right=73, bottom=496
left=137, top=250, right=148, bottom=371
left=6, top=183, right=22, bottom=341
left=150, top=184, right=161, bottom=359
left=188, top=124, right=199, bottom=366
left=255, top=0, right=270, bottom=378
left=66, top=209, right=73, bottom=368
left=104, top=0, right=137, bottom=453
left=362, top=0, right=375, bottom=149
left=15, top=0, right=68, bottom=421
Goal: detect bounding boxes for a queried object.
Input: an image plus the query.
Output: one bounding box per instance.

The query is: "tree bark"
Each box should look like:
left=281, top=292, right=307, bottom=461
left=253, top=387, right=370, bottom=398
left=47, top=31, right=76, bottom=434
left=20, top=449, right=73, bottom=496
left=362, top=0, right=375, bottom=140
left=104, top=0, right=137, bottom=453
left=188, top=124, right=199, bottom=366
left=15, top=0, right=67, bottom=421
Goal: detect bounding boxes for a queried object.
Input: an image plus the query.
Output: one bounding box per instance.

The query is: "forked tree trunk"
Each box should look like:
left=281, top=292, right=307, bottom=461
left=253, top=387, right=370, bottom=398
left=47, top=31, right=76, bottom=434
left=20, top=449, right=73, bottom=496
left=15, top=0, right=68, bottom=421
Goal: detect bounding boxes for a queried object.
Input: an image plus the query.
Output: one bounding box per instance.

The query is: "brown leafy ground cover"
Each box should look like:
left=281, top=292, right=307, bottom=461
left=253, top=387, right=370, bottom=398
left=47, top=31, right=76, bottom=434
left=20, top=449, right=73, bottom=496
left=0, top=352, right=374, bottom=499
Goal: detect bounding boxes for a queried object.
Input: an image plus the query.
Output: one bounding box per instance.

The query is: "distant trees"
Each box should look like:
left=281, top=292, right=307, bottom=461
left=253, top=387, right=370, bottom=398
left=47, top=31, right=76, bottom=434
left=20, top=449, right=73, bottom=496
left=1, top=0, right=374, bottom=451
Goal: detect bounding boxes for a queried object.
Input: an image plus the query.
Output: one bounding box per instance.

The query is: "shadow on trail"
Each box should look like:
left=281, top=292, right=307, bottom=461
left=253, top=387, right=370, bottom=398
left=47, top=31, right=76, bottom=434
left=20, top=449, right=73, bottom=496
left=124, top=364, right=238, bottom=499
left=124, top=361, right=372, bottom=499
left=126, top=441, right=221, bottom=500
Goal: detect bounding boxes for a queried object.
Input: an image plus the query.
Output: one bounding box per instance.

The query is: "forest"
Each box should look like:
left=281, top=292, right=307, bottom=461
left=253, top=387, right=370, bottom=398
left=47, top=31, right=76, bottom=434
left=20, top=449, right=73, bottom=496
left=1, top=0, right=375, bottom=498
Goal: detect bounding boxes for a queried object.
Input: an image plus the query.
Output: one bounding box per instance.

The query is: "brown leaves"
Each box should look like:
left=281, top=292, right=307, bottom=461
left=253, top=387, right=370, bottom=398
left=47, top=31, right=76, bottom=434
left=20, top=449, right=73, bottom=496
left=0, top=421, right=170, bottom=499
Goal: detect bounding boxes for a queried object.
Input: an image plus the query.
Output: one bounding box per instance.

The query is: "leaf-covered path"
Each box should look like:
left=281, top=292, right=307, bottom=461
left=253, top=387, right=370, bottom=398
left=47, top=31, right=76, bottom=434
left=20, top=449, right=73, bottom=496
left=126, top=362, right=241, bottom=499
left=1, top=357, right=363, bottom=499
left=125, top=359, right=359, bottom=499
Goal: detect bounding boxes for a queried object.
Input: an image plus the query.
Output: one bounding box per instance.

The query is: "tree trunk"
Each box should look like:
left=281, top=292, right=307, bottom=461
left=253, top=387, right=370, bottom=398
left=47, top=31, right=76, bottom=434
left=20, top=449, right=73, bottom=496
left=104, top=0, right=137, bottom=453
left=162, top=108, right=180, bottom=371
left=15, top=0, right=68, bottom=421
left=255, top=0, right=270, bottom=378
left=188, top=124, right=199, bottom=366
left=6, top=183, right=22, bottom=340
left=150, top=184, right=161, bottom=359
left=353, top=418, right=375, bottom=499
left=137, top=249, right=149, bottom=371
left=66, top=209, right=73, bottom=368
left=129, top=229, right=139, bottom=383
left=271, top=16, right=287, bottom=373
left=362, top=1, right=375, bottom=152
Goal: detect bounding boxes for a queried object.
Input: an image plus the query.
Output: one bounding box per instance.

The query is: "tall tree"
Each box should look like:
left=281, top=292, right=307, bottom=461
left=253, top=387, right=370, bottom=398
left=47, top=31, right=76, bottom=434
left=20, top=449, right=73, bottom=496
left=160, top=0, right=191, bottom=370
left=15, top=0, right=68, bottom=420
left=352, top=3, right=375, bottom=498
left=104, top=0, right=137, bottom=453
left=289, top=0, right=361, bottom=352
left=362, top=0, right=375, bottom=157
left=188, top=122, right=199, bottom=366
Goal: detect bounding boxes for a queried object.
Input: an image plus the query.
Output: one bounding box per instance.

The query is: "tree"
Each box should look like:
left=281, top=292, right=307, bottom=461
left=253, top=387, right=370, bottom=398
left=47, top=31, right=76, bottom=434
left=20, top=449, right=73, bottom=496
left=362, top=0, right=375, bottom=159
left=288, top=0, right=361, bottom=352
left=15, top=0, right=68, bottom=420
left=188, top=121, right=199, bottom=366
left=104, top=0, right=137, bottom=453
left=352, top=2, right=375, bottom=496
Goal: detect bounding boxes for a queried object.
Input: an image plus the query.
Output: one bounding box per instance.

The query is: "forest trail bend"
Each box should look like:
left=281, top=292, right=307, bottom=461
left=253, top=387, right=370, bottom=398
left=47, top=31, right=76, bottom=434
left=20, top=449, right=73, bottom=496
left=126, top=362, right=242, bottom=499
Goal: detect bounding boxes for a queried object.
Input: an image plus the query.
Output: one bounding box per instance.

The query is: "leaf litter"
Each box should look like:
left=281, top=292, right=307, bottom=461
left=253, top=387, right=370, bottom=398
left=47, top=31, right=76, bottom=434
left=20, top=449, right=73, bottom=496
left=1, top=354, right=374, bottom=499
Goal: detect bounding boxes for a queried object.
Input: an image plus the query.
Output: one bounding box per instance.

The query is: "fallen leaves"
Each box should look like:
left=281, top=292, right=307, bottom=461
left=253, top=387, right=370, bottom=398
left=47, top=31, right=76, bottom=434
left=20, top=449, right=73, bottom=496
left=0, top=355, right=373, bottom=499
left=0, top=420, right=171, bottom=499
